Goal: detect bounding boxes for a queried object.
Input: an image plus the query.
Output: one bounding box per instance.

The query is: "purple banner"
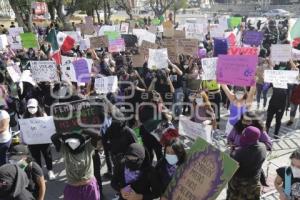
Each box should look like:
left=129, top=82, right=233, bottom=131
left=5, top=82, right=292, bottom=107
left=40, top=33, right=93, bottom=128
left=217, top=55, right=258, bottom=87
left=213, top=38, right=228, bottom=57
left=243, top=31, right=264, bottom=46
left=73, top=59, right=90, bottom=83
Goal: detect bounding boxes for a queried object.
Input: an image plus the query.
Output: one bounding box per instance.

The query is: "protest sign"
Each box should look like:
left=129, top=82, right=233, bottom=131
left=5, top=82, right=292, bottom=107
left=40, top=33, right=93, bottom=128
left=185, top=22, right=205, bottom=41
left=174, top=30, right=185, bottom=39
left=89, top=36, right=108, bottom=49
left=163, top=21, right=174, bottom=38
left=94, top=76, right=118, bottom=94
left=217, top=55, right=258, bottom=87
left=7, top=64, right=21, bottom=83
left=98, top=25, right=116, bottom=36
left=108, top=38, right=125, bottom=53
left=104, top=31, right=121, bottom=40
left=164, top=137, right=239, bottom=200
left=210, top=24, right=225, bottom=38
left=201, top=58, right=218, bottom=80
left=140, top=40, right=158, bottom=56
left=229, top=17, right=242, bottom=28
left=19, top=70, right=36, bottom=86
left=73, top=59, right=90, bottom=83
left=228, top=46, right=258, bottom=55
left=179, top=116, right=212, bottom=143
left=177, top=39, right=198, bottom=56
left=19, top=116, right=56, bottom=145
left=148, top=48, right=168, bottom=69
left=0, top=35, right=8, bottom=50
left=225, top=32, right=236, bottom=47
left=7, top=35, right=22, bottom=50
left=80, top=16, right=95, bottom=35
left=30, top=61, right=59, bottom=82
left=218, top=16, right=229, bottom=30
left=121, top=34, right=138, bottom=47
left=8, top=27, right=24, bottom=37
left=292, top=48, right=300, bottom=60
left=61, top=61, right=77, bottom=82
left=264, top=70, right=299, bottom=89
left=79, top=39, right=90, bottom=50
left=132, top=55, right=145, bottom=68
left=20, top=33, right=38, bottom=48
left=132, top=29, right=156, bottom=46
left=151, top=18, right=161, bottom=25
left=52, top=100, right=103, bottom=133
left=120, top=22, right=129, bottom=34
left=162, top=39, right=178, bottom=63
left=243, top=31, right=264, bottom=46
left=213, top=38, right=228, bottom=56
left=270, top=44, right=292, bottom=62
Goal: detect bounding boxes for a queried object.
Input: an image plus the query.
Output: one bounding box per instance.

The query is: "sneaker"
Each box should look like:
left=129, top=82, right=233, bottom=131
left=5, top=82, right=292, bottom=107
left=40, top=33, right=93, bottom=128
left=48, top=170, right=56, bottom=180
left=287, top=121, right=294, bottom=126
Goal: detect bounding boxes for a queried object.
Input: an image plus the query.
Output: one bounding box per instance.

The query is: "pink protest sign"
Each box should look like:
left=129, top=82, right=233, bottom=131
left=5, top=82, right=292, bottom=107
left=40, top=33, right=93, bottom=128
left=108, top=38, right=125, bottom=53
left=217, top=55, right=258, bottom=87
left=228, top=46, right=258, bottom=55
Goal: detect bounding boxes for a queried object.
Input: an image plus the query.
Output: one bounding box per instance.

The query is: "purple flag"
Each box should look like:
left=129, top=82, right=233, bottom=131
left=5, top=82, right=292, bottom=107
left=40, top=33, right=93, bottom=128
left=243, top=31, right=264, bottom=46
left=217, top=55, right=258, bottom=87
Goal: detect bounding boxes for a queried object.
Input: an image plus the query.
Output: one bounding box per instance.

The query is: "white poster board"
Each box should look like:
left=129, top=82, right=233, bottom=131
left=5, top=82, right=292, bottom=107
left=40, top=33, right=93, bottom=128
left=0, top=35, right=8, bottom=50
left=8, top=27, right=24, bottom=37
left=185, top=22, right=206, bottom=41
left=7, top=35, right=22, bottom=50
left=292, top=48, right=300, bottom=60
left=201, top=57, right=218, bottom=80
left=98, top=25, right=116, bottom=36
left=79, top=39, right=90, bottom=50
left=94, top=76, right=118, bottom=94
left=148, top=48, right=168, bottom=69
left=179, top=115, right=212, bottom=143
left=7, top=64, right=21, bottom=82
left=19, top=116, right=56, bottom=145
left=270, top=44, right=292, bottom=63
left=264, top=70, right=299, bottom=89
left=30, top=61, right=59, bottom=82
left=132, top=29, right=156, bottom=46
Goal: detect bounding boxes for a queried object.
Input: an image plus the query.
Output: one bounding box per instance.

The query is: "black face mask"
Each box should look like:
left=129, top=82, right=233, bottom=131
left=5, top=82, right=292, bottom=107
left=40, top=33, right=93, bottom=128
left=125, top=158, right=143, bottom=171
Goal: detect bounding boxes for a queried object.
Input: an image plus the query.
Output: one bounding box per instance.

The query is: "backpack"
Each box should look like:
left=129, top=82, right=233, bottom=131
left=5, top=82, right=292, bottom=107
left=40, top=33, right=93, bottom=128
left=285, top=167, right=292, bottom=200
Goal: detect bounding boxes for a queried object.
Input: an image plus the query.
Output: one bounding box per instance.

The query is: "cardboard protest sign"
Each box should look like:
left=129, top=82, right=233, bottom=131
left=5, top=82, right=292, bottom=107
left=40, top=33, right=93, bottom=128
left=140, top=41, right=158, bottom=56
left=30, top=61, right=59, bottom=82
left=163, top=21, right=174, bottom=38
left=51, top=100, right=103, bottom=133
left=108, top=38, right=125, bottom=53
left=213, top=38, right=228, bottom=56
left=162, top=39, right=178, bottom=63
left=80, top=16, right=95, bottom=35
left=73, top=59, right=91, bottom=83
left=20, top=33, right=38, bottom=48
left=179, top=116, right=212, bottom=143
left=270, top=44, right=292, bottom=63
left=229, top=17, right=242, bottom=28
left=94, top=76, right=118, bottom=94
left=8, top=27, right=24, bottom=37
left=264, top=70, right=299, bottom=89
left=61, top=62, right=77, bottom=82
left=7, top=64, right=22, bottom=82
left=217, top=55, right=258, bottom=87
left=19, top=116, right=56, bottom=145
left=120, top=22, right=129, bottom=34
left=177, top=39, right=198, bottom=56
left=98, top=25, right=116, bottom=36
left=174, top=30, right=185, bottom=39
left=164, top=137, right=239, bottom=200
left=132, top=29, right=156, bottom=46
left=243, top=31, right=264, bottom=46
left=185, top=22, right=205, bottom=41
left=0, top=35, right=8, bottom=50
left=228, top=46, right=258, bottom=55
left=210, top=24, right=225, bottom=38
left=292, top=48, right=300, bottom=60
left=79, top=39, right=90, bottom=50
left=7, top=35, right=22, bottom=50
left=201, top=57, right=218, bottom=80
left=148, top=48, right=168, bottom=69
left=89, top=36, right=108, bottom=49
left=132, top=55, right=146, bottom=68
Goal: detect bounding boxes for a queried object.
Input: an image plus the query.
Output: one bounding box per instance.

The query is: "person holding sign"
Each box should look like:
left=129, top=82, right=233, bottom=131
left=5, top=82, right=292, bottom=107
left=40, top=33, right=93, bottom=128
left=23, top=98, right=55, bottom=181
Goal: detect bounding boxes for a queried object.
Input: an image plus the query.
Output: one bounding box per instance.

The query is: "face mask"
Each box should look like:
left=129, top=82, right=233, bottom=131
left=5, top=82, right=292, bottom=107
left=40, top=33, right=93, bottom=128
left=235, top=92, right=245, bottom=100
left=9, top=159, right=28, bottom=170
left=165, top=154, right=178, bottom=165
left=291, top=166, right=300, bottom=178
left=104, top=58, right=109, bottom=63
left=172, top=68, right=176, bottom=73
left=195, top=98, right=203, bottom=105
left=183, top=65, right=189, bottom=69
left=65, top=138, right=81, bottom=150
left=28, top=107, right=38, bottom=115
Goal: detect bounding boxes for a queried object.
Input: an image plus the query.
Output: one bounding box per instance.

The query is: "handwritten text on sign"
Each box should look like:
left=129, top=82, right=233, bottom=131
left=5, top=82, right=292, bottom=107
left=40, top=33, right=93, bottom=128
left=201, top=58, right=218, bottom=80
left=148, top=48, right=168, bottom=69
left=94, top=76, right=118, bottom=94
left=217, top=55, right=258, bottom=87
left=264, top=70, right=299, bottom=89
left=271, top=44, right=292, bottom=62
left=19, top=116, right=56, bottom=145
left=30, top=61, right=59, bottom=82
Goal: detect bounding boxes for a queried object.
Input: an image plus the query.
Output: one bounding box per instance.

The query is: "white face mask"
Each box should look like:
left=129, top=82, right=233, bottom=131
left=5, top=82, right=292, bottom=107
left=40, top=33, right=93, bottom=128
left=291, top=166, right=300, bottom=178
left=28, top=107, right=38, bottom=115
left=183, top=65, right=189, bottom=69
left=165, top=154, right=178, bottom=165
left=104, top=58, right=109, bottom=63
left=195, top=98, right=203, bottom=105
left=65, top=138, right=81, bottom=150
left=235, top=92, right=245, bottom=100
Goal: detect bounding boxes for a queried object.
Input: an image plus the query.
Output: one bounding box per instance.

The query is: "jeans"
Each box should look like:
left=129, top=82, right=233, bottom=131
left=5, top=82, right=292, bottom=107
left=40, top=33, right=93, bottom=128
left=256, top=83, right=268, bottom=108
left=290, top=103, right=300, bottom=119
left=208, top=92, right=222, bottom=122
left=266, top=105, right=285, bottom=136
left=0, top=140, right=11, bottom=166
left=28, top=144, right=53, bottom=170
left=173, top=87, right=184, bottom=117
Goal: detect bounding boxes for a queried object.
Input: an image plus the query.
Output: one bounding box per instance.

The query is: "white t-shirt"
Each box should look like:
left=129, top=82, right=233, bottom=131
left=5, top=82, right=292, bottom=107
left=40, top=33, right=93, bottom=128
left=0, top=110, right=11, bottom=143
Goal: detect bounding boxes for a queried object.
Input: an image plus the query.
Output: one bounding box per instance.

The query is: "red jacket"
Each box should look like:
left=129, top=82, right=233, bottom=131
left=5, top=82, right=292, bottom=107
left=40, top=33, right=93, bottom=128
left=291, top=85, right=300, bottom=105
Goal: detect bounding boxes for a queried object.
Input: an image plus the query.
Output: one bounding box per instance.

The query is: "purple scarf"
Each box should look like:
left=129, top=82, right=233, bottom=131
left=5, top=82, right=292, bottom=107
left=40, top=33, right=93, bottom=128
left=166, top=163, right=177, bottom=177
left=124, top=167, right=141, bottom=184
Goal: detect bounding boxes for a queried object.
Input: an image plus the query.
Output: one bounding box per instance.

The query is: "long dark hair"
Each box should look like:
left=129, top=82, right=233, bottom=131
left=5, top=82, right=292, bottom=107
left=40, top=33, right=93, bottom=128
left=234, top=111, right=265, bottom=134
left=164, top=138, right=186, bottom=166
left=23, top=106, right=45, bottom=119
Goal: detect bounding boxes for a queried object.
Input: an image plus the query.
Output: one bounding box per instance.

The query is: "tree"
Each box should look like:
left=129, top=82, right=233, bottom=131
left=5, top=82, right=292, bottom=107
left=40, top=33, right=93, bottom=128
left=149, top=0, right=175, bottom=17
left=172, top=0, right=187, bottom=23
left=8, top=0, right=33, bottom=32
left=115, top=0, right=134, bottom=20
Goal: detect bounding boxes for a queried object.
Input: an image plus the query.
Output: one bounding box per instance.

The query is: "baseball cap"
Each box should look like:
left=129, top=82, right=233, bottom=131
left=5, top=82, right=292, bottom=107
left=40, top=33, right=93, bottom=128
left=9, top=144, right=30, bottom=161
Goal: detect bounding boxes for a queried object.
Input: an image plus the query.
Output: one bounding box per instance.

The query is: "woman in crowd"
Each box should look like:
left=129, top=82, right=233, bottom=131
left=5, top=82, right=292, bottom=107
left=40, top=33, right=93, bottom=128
left=0, top=108, right=10, bottom=166
left=23, top=98, right=55, bottom=180
left=111, top=143, right=160, bottom=200
left=287, top=83, right=300, bottom=126
left=275, top=149, right=300, bottom=200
